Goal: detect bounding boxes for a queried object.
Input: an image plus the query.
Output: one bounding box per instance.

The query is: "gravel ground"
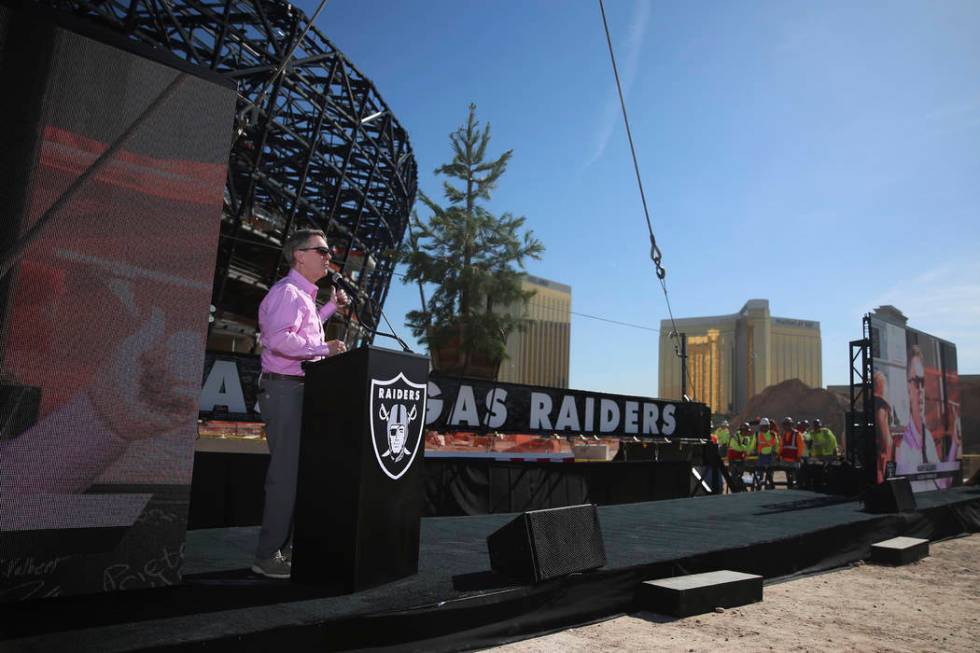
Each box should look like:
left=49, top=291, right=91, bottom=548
left=490, top=533, right=980, bottom=653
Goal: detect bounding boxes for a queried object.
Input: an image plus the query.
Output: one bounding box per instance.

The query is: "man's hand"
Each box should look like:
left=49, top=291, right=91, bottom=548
left=325, top=339, right=347, bottom=356
left=330, top=287, right=350, bottom=308
left=89, top=308, right=200, bottom=442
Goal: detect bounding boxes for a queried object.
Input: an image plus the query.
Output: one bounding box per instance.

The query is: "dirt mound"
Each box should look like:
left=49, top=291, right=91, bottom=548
left=734, top=378, right=848, bottom=437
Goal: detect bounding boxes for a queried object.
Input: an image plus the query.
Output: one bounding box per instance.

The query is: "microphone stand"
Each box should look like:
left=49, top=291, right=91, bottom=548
left=370, top=329, right=413, bottom=353
left=360, top=297, right=413, bottom=353
left=329, top=271, right=380, bottom=350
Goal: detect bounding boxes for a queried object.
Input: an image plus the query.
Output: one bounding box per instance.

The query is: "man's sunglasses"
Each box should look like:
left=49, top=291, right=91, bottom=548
left=298, top=246, right=333, bottom=257
left=907, top=376, right=925, bottom=388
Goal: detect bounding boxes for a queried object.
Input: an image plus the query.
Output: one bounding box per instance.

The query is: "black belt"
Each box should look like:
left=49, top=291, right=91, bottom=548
left=262, top=372, right=304, bottom=383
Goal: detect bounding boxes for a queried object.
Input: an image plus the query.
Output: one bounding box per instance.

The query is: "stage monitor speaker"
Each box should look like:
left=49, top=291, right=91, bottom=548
left=0, top=4, right=236, bottom=601
left=486, top=504, right=606, bottom=584
left=865, top=477, right=917, bottom=514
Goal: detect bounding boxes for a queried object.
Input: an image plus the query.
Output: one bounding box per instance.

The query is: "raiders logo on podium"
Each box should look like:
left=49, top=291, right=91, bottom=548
left=369, top=372, right=427, bottom=480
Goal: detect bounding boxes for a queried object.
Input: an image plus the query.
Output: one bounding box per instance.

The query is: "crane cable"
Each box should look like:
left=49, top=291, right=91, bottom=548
left=598, top=0, right=697, bottom=401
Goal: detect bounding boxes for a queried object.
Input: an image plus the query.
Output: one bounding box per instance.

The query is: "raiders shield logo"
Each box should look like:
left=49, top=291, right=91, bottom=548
left=369, top=372, right=427, bottom=480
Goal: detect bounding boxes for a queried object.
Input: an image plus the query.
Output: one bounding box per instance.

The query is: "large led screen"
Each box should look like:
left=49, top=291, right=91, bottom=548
left=0, top=6, right=236, bottom=600
left=870, top=317, right=961, bottom=492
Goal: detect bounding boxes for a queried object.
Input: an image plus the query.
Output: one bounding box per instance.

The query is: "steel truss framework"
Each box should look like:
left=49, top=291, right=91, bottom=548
left=40, top=0, right=417, bottom=346
left=848, top=314, right=875, bottom=481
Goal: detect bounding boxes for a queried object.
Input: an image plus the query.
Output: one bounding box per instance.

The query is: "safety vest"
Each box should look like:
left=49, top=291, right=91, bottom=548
left=757, top=430, right=778, bottom=455
left=727, top=434, right=750, bottom=461
left=780, top=430, right=802, bottom=462
left=714, top=428, right=731, bottom=447
left=810, top=428, right=837, bottom=457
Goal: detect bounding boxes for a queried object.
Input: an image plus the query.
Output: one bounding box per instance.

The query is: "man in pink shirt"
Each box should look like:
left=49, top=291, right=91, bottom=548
left=252, top=228, right=348, bottom=579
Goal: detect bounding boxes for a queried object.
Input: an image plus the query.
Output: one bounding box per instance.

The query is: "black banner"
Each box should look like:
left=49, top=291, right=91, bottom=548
left=198, top=351, right=711, bottom=439
left=426, top=375, right=710, bottom=438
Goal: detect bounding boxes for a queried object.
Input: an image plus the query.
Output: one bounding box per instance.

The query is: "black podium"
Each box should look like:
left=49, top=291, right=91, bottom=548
left=292, top=345, right=430, bottom=592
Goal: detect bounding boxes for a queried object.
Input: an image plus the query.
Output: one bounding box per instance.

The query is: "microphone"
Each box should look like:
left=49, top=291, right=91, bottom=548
left=326, top=270, right=369, bottom=302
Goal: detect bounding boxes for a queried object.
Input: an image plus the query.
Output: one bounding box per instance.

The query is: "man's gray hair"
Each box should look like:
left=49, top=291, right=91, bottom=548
left=282, top=228, right=327, bottom=266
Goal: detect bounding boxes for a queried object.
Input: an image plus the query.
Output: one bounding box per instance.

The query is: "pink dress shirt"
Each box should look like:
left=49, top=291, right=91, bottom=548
left=259, top=269, right=337, bottom=376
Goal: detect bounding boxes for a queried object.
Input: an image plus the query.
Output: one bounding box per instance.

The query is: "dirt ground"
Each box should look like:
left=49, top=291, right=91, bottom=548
left=491, top=534, right=980, bottom=653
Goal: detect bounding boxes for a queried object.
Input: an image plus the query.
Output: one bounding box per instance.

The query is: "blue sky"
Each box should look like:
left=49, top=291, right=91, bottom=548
left=297, top=0, right=980, bottom=398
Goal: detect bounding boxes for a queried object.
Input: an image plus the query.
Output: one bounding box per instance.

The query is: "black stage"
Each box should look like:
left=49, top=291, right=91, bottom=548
left=190, top=453, right=704, bottom=528
left=3, top=487, right=979, bottom=652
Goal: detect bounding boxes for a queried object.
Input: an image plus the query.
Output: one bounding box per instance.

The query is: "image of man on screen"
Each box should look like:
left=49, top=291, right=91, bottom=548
left=895, top=344, right=956, bottom=491
left=252, top=228, right=348, bottom=579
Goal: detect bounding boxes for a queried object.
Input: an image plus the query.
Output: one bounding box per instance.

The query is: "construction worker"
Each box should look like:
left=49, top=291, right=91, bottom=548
left=726, top=423, right=753, bottom=492
left=755, top=418, right=780, bottom=490
left=797, top=419, right=811, bottom=458
left=712, top=420, right=732, bottom=457
left=745, top=421, right=759, bottom=462
left=809, top=418, right=839, bottom=459
left=779, top=417, right=805, bottom=488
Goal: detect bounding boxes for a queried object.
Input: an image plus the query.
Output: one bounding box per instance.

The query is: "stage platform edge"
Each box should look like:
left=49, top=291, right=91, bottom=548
left=2, top=487, right=978, bottom=653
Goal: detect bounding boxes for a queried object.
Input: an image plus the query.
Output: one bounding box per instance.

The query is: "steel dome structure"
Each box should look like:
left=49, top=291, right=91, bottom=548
left=38, top=0, right=417, bottom=348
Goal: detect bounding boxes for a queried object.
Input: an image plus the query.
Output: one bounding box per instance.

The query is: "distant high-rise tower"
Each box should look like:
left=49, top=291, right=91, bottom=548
left=658, top=299, right=821, bottom=414
left=497, top=275, right=571, bottom=388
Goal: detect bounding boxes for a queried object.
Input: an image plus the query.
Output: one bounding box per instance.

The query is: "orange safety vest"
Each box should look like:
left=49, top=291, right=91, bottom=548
left=757, top=430, right=778, bottom=455
left=780, top=430, right=803, bottom=462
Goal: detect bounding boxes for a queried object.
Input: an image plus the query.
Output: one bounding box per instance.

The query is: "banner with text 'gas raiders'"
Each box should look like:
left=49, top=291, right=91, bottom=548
left=198, top=352, right=710, bottom=438
left=426, top=375, right=710, bottom=438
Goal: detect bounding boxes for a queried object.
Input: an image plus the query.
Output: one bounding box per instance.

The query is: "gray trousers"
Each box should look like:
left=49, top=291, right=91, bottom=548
left=256, top=375, right=305, bottom=560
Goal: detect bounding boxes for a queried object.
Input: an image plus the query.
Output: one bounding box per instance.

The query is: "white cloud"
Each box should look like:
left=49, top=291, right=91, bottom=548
left=869, top=259, right=980, bottom=373
left=584, top=0, right=652, bottom=169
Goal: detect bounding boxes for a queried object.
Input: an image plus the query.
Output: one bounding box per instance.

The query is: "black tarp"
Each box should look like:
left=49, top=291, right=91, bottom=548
left=190, top=453, right=703, bottom=528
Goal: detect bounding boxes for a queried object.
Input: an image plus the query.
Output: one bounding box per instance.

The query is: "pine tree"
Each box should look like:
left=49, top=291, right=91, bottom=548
left=401, top=104, right=544, bottom=374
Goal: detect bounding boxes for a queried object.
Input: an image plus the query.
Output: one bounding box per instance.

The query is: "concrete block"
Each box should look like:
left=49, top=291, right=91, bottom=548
left=870, top=536, right=929, bottom=565
left=637, top=570, right=763, bottom=617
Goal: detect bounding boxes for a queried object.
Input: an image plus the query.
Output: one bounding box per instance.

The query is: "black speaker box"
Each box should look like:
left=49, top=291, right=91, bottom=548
left=486, top=504, right=606, bottom=584
left=865, top=477, right=916, bottom=513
